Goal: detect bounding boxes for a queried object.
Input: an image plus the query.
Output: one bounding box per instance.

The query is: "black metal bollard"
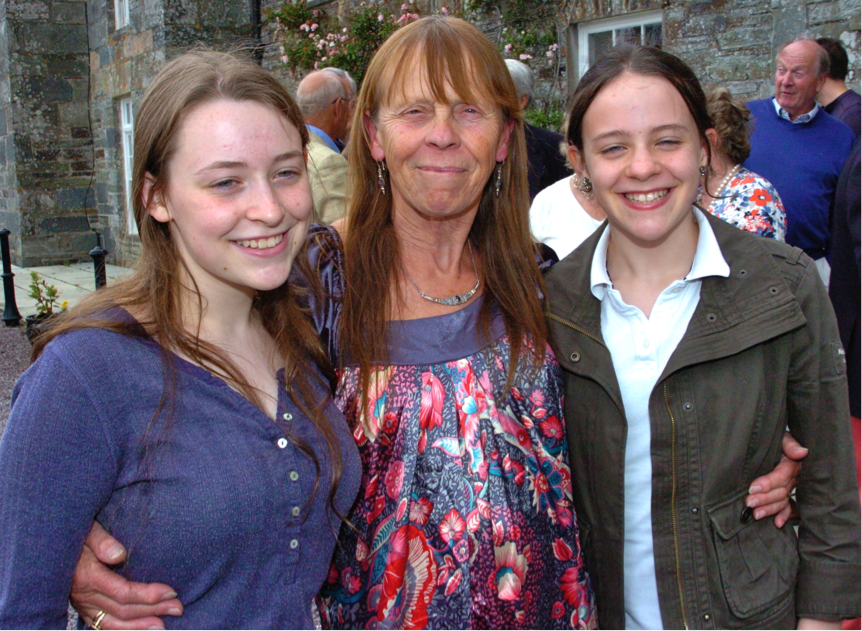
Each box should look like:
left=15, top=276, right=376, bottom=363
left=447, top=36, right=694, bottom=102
left=1, top=228, right=22, bottom=327
left=89, top=233, right=108, bottom=289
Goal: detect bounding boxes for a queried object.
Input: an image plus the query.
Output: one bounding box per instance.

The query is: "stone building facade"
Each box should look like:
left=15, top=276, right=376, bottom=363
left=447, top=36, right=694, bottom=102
left=1, top=0, right=257, bottom=267
left=0, top=0, right=858, bottom=266
left=1, top=0, right=94, bottom=267
left=564, top=0, right=860, bottom=99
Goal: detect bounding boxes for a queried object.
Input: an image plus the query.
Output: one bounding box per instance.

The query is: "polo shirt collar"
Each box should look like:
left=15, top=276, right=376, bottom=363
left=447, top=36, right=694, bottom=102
left=590, top=207, right=730, bottom=301
left=772, top=97, right=820, bottom=124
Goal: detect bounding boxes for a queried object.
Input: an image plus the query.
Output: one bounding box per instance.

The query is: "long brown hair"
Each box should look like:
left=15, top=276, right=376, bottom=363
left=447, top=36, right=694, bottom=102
left=33, top=49, right=343, bottom=514
left=340, top=16, right=547, bottom=428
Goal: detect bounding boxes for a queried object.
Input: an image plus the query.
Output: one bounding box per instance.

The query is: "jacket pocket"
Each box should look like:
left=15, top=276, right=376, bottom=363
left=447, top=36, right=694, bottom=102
left=707, top=490, right=798, bottom=619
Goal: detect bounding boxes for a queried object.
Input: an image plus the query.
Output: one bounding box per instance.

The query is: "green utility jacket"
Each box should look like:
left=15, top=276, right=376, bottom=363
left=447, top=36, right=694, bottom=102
left=544, top=210, right=861, bottom=629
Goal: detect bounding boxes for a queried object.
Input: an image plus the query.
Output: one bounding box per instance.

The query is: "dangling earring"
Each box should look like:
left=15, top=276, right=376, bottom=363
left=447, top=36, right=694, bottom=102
left=699, top=165, right=708, bottom=177
left=495, top=162, right=504, bottom=197
left=377, top=161, right=386, bottom=196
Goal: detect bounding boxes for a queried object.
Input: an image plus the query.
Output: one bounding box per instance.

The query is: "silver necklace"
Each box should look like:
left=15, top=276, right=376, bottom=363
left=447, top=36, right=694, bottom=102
left=402, top=241, right=481, bottom=306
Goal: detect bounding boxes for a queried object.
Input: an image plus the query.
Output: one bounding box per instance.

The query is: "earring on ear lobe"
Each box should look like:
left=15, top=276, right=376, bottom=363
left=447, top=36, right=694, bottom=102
left=572, top=173, right=594, bottom=199
left=495, top=161, right=504, bottom=197
left=699, top=165, right=708, bottom=177
left=377, top=161, right=386, bottom=196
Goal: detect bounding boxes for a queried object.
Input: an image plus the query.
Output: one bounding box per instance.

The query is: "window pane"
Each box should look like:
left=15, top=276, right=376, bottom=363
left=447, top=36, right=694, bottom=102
left=644, top=23, right=662, bottom=48
left=588, top=31, right=613, bottom=67
left=615, top=27, right=640, bottom=46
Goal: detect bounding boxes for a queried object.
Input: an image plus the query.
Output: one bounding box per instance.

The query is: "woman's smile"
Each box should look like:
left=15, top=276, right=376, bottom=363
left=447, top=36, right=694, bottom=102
left=622, top=188, right=670, bottom=205
left=233, top=230, right=288, bottom=253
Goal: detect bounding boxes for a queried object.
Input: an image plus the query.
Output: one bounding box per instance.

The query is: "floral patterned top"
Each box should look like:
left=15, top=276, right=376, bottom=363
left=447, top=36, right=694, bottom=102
left=318, top=297, right=596, bottom=630
left=706, top=166, right=787, bottom=241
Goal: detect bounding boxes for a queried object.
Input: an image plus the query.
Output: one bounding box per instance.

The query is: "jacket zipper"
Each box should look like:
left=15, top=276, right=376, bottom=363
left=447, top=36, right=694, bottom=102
left=550, top=312, right=691, bottom=626
left=547, top=312, right=607, bottom=348
left=664, top=382, right=689, bottom=629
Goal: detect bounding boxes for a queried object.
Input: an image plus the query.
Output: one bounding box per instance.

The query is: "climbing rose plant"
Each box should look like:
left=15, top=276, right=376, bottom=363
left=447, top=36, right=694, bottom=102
left=267, top=1, right=440, bottom=82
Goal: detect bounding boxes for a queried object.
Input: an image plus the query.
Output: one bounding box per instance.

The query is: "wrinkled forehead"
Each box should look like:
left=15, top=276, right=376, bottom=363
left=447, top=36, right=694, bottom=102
left=374, top=45, right=502, bottom=112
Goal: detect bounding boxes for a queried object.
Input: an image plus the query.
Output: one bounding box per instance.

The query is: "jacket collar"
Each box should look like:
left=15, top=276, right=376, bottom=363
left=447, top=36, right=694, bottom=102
left=545, top=208, right=807, bottom=380
left=589, top=207, right=730, bottom=302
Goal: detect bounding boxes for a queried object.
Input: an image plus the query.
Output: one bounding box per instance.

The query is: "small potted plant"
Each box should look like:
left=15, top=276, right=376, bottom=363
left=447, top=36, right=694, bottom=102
left=24, top=271, right=67, bottom=343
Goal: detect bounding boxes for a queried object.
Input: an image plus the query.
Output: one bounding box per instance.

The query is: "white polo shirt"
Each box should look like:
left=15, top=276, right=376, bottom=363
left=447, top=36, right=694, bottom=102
left=589, top=209, right=730, bottom=630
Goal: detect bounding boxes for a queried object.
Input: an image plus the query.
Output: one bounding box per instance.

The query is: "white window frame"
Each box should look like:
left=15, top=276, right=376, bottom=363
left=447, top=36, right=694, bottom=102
left=577, top=11, right=663, bottom=79
left=115, top=0, right=130, bottom=30
left=120, top=98, right=137, bottom=235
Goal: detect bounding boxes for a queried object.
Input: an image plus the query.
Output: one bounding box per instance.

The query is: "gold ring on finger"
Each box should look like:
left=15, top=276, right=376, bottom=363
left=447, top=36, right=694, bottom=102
left=90, top=610, right=107, bottom=630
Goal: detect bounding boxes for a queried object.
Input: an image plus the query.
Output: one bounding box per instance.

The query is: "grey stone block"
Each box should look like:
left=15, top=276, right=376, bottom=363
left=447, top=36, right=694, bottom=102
left=57, top=187, right=96, bottom=211
left=39, top=215, right=91, bottom=234
left=96, top=182, right=109, bottom=204
left=16, top=23, right=89, bottom=55
left=52, top=3, right=87, bottom=25
left=99, top=45, right=115, bottom=67
left=20, top=76, right=73, bottom=103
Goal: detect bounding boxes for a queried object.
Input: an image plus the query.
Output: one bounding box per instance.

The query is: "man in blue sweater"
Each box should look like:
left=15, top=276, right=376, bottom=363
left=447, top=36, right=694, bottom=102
left=745, top=37, right=856, bottom=284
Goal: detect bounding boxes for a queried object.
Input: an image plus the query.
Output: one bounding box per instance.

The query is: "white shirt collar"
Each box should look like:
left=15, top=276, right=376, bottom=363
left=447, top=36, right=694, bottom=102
left=590, top=207, right=730, bottom=301
left=772, top=97, right=820, bottom=124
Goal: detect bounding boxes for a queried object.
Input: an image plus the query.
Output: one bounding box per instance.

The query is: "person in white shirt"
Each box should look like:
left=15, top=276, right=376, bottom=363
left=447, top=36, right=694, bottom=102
left=529, top=169, right=606, bottom=260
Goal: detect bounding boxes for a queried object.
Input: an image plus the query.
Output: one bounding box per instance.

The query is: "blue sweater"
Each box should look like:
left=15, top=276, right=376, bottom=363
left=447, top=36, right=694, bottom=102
left=0, top=322, right=361, bottom=629
left=744, top=98, right=855, bottom=256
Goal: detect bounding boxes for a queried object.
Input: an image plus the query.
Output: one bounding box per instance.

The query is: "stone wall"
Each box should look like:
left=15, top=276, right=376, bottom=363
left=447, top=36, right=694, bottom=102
left=0, top=1, right=22, bottom=259
left=3, top=0, right=96, bottom=267
left=564, top=0, right=861, bottom=102
left=667, top=0, right=860, bottom=99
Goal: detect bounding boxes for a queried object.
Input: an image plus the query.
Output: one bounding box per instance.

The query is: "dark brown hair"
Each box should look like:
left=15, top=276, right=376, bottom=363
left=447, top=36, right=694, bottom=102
left=706, top=86, right=752, bottom=165
left=566, top=44, right=713, bottom=170
left=341, top=16, right=546, bottom=431
left=33, top=49, right=343, bottom=515
left=816, top=37, right=848, bottom=81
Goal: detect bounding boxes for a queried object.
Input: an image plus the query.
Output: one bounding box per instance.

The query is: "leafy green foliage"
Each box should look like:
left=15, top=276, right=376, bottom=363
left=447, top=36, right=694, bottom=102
left=267, top=1, right=424, bottom=83
left=523, top=103, right=565, bottom=133
left=27, top=271, right=66, bottom=317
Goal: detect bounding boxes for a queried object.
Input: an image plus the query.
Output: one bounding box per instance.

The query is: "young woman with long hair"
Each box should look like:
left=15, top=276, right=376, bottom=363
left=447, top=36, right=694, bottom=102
left=0, top=50, right=360, bottom=629
left=545, top=44, right=860, bottom=629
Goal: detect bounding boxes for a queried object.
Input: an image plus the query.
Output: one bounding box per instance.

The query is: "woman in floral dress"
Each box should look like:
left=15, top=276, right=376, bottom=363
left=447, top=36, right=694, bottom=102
left=317, top=16, right=595, bottom=629
left=700, top=87, right=787, bottom=240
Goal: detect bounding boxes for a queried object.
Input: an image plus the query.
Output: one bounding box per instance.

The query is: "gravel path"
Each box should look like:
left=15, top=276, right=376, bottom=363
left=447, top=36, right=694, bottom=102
left=0, top=325, right=32, bottom=435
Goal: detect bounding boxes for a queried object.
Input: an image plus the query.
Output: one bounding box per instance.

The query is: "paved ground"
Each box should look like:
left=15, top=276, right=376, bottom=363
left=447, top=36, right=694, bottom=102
left=0, top=262, right=131, bottom=432
left=2, top=262, right=131, bottom=317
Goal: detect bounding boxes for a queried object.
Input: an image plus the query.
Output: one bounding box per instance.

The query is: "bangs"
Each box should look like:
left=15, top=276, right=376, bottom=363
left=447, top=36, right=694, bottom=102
left=368, top=17, right=519, bottom=117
